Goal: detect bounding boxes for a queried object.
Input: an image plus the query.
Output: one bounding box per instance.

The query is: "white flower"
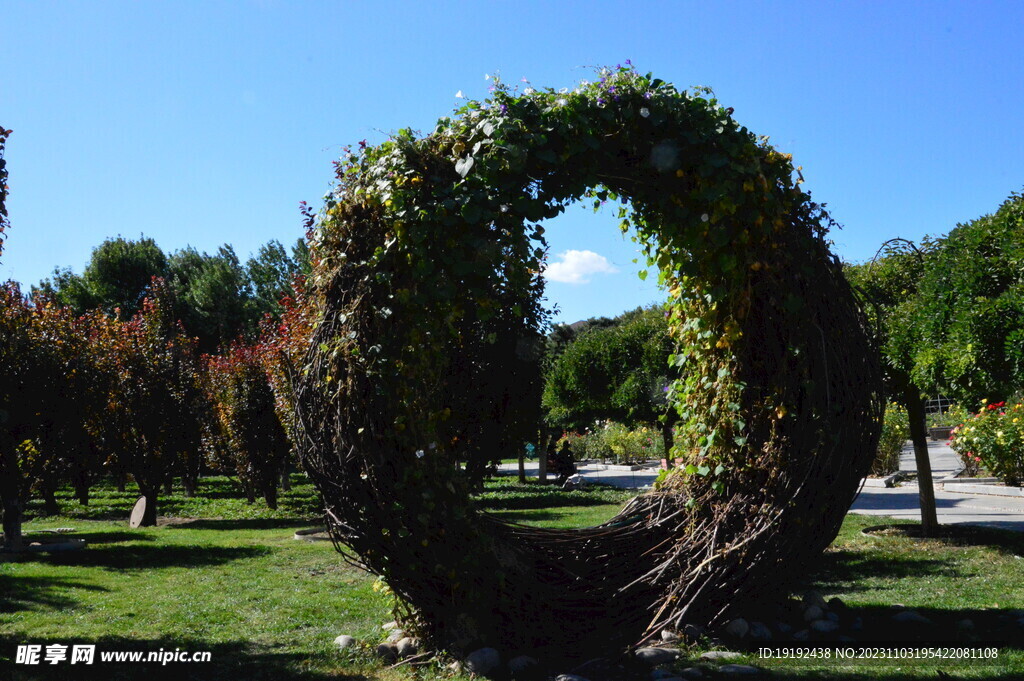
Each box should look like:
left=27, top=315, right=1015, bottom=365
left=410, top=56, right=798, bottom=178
left=701, top=213, right=710, bottom=222
left=484, top=74, right=490, bottom=80
left=639, top=107, right=650, bottom=118
left=580, top=79, right=589, bottom=87
left=556, top=98, right=568, bottom=107
left=455, top=90, right=465, bottom=99
left=559, top=87, right=569, bottom=94
left=415, top=449, right=425, bottom=458
left=524, top=87, right=535, bottom=95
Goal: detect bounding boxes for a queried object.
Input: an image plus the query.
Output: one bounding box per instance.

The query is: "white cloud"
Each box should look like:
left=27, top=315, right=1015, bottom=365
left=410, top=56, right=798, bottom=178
left=544, top=250, right=618, bottom=284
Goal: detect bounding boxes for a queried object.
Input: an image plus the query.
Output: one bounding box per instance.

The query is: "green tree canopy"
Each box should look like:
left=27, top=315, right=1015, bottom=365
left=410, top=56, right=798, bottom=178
left=37, top=236, right=168, bottom=317
left=167, top=245, right=253, bottom=351
left=909, top=191, right=1024, bottom=405
left=245, top=238, right=311, bottom=320
left=542, top=306, right=673, bottom=431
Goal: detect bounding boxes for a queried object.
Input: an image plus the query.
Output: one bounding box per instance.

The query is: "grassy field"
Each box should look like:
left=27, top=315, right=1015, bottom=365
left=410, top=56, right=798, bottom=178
left=3, top=475, right=1024, bottom=679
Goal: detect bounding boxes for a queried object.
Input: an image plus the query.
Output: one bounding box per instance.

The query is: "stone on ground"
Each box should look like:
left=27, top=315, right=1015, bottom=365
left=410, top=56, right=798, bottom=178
left=465, top=647, right=501, bottom=675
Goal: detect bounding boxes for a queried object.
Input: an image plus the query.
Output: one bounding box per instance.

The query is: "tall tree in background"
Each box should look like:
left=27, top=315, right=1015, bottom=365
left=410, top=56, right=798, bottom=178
left=167, top=245, right=254, bottom=351
left=246, top=238, right=311, bottom=321
left=37, top=236, right=311, bottom=351
left=38, top=236, right=168, bottom=317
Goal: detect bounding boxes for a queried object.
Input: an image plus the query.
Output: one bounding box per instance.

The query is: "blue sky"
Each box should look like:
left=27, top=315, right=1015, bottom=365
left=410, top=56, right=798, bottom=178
left=2, top=1, right=1022, bottom=324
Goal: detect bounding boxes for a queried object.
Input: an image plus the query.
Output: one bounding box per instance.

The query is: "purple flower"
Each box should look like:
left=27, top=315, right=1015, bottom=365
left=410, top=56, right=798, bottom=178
left=500, top=104, right=508, bottom=114
left=597, top=98, right=606, bottom=106
left=625, top=59, right=632, bottom=66
left=608, top=86, right=617, bottom=94
left=644, top=92, right=652, bottom=100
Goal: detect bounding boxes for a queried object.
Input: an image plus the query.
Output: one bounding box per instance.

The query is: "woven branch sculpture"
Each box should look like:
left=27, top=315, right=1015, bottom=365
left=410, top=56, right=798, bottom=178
left=294, top=68, right=883, bottom=658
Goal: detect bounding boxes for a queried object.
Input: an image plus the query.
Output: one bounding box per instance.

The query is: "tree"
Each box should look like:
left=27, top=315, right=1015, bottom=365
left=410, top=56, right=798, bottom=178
left=1, top=283, right=30, bottom=550
left=0, top=128, right=20, bottom=550
left=167, top=245, right=254, bottom=351
left=846, top=240, right=939, bottom=534
left=206, top=343, right=290, bottom=508
left=909, top=191, right=1024, bottom=405
left=246, top=238, right=310, bottom=321
left=19, top=298, right=105, bottom=512
left=88, top=278, right=204, bottom=526
left=543, top=306, right=677, bottom=453
left=37, top=236, right=169, bottom=317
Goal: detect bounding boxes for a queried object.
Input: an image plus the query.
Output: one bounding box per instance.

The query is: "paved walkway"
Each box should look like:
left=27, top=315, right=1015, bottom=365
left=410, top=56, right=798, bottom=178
left=496, top=460, right=660, bottom=489
left=499, top=439, right=1024, bottom=531
left=850, top=440, right=1024, bottom=531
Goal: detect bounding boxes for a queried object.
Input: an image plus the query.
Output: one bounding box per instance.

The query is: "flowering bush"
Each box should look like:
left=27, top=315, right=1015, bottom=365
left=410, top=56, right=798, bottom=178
left=926, top=403, right=969, bottom=429
left=950, top=401, right=1024, bottom=484
left=871, top=402, right=910, bottom=476
left=559, top=422, right=665, bottom=464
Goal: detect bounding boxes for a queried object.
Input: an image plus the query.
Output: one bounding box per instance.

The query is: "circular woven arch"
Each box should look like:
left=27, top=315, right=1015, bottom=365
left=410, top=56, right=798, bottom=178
left=295, top=67, right=883, bottom=658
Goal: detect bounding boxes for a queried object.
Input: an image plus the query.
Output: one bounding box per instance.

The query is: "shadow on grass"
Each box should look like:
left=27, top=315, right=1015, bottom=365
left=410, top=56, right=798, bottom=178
left=474, top=481, right=632, bottom=512
left=31, top=531, right=156, bottom=545
left=808, top=549, right=953, bottom=594
left=488, top=509, right=567, bottom=524
left=167, top=518, right=315, bottom=531
left=858, top=522, right=1024, bottom=557
left=0, top=634, right=367, bottom=681
left=16, top=543, right=272, bottom=571
left=0, top=575, right=109, bottom=614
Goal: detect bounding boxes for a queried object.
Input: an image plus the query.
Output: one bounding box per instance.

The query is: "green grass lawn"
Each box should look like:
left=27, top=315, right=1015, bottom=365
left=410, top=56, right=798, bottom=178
left=3, top=475, right=1024, bottom=679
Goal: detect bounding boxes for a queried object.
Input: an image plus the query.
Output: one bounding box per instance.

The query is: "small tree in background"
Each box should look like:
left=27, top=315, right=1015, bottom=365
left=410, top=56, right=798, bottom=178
left=543, top=306, right=677, bottom=454
left=1, top=283, right=30, bottom=549
left=909, top=191, right=1024, bottom=406
left=88, top=279, right=203, bottom=526
left=206, top=342, right=290, bottom=508
left=845, top=239, right=940, bottom=534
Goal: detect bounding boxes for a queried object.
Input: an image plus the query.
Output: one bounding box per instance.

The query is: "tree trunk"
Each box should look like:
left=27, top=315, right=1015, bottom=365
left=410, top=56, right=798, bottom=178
left=115, top=474, right=127, bottom=493
left=661, top=421, right=675, bottom=463
left=280, top=467, right=292, bottom=492
left=163, top=477, right=174, bottom=495
left=904, top=387, right=939, bottom=536
left=134, top=484, right=159, bottom=527
left=0, top=447, right=23, bottom=551
left=142, top=492, right=158, bottom=526
left=41, top=486, right=59, bottom=516
left=74, top=481, right=90, bottom=506
left=263, top=484, right=278, bottom=510
left=182, top=455, right=199, bottom=498
left=517, top=449, right=526, bottom=483
left=538, top=429, right=549, bottom=483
